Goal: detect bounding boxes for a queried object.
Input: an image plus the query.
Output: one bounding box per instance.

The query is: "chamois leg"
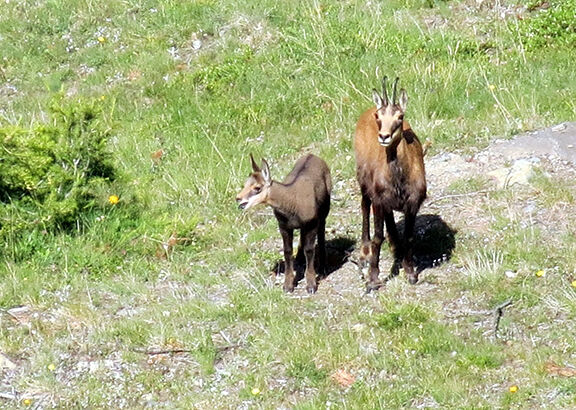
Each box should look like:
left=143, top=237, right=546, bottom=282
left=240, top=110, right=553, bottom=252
left=301, top=226, right=318, bottom=294
left=367, top=204, right=385, bottom=291
left=280, top=227, right=296, bottom=293
left=317, top=217, right=327, bottom=277
left=360, top=193, right=372, bottom=270
left=383, top=211, right=402, bottom=278
left=402, top=212, right=418, bottom=284
left=295, top=234, right=305, bottom=266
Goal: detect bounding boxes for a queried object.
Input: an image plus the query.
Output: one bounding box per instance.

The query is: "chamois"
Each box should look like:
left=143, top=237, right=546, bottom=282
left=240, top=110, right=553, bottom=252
left=236, top=154, right=332, bottom=294
left=354, top=76, right=427, bottom=290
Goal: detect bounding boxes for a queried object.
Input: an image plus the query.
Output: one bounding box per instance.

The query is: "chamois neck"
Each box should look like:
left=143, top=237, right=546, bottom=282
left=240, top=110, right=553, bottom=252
left=266, top=181, right=296, bottom=214
left=385, top=130, right=403, bottom=161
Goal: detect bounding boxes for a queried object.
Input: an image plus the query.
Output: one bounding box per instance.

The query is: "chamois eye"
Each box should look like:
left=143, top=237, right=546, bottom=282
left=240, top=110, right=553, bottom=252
left=253, top=186, right=262, bottom=194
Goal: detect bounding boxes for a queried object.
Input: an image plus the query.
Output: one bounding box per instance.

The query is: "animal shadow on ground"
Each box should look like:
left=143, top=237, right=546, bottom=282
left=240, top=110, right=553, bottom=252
left=397, top=213, right=457, bottom=276
left=271, top=236, right=356, bottom=288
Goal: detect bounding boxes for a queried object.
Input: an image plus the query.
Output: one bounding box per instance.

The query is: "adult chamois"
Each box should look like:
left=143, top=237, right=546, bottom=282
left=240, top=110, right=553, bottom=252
left=236, top=154, right=332, bottom=294
left=354, top=76, right=427, bottom=290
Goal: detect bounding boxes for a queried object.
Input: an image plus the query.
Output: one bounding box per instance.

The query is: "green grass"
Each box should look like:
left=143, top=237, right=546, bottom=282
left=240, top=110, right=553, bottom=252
left=2, top=0, right=576, bottom=407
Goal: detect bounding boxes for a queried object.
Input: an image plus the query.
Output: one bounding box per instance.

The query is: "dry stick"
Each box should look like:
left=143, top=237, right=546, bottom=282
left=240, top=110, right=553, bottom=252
left=132, top=344, right=240, bottom=356
left=0, top=392, right=18, bottom=401
left=132, top=347, right=194, bottom=355
left=493, top=300, right=513, bottom=338
left=425, top=190, right=490, bottom=208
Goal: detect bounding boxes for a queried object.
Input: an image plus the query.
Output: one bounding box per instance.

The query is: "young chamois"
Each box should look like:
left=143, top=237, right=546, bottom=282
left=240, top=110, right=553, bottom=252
left=236, top=154, right=332, bottom=294
left=354, top=77, right=427, bottom=290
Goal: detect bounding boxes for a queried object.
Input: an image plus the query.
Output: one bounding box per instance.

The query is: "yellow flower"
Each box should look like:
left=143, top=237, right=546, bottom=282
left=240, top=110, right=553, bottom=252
left=488, top=84, right=496, bottom=91
left=108, top=195, right=119, bottom=205
left=509, top=385, right=518, bottom=393
left=23, top=398, right=32, bottom=406
left=535, top=269, right=545, bottom=277
left=99, top=95, right=106, bottom=101
left=48, top=363, right=56, bottom=371
left=251, top=387, right=261, bottom=396
left=572, top=280, right=576, bottom=288
left=97, top=36, right=107, bottom=44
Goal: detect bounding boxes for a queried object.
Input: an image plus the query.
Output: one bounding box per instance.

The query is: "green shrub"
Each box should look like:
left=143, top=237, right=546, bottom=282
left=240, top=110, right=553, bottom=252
left=516, top=0, right=576, bottom=50
left=0, top=98, right=117, bottom=257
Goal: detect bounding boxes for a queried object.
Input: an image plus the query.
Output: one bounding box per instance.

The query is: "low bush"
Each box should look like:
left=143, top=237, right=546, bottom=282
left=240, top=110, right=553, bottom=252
left=0, top=98, right=118, bottom=258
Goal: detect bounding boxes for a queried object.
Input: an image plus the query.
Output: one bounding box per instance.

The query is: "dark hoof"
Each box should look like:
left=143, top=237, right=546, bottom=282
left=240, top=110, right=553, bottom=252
left=408, top=274, right=418, bottom=285
left=365, top=281, right=383, bottom=293
left=306, top=285, right=318, bottom=294
left=283, top=285, right=295, bottom=293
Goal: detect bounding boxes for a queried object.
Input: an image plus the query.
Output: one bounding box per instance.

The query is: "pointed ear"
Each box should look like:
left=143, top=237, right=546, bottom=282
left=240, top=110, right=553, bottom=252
left=398, top=89, right=408, bottom=112
left=261, top=158, right=271, bottom=183
left=250, top=153, right=260, bottom=172
left=372, top=89, right=383, bottom=109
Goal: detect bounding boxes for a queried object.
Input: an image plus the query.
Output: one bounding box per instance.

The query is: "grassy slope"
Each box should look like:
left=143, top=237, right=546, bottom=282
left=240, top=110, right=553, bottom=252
left=1, top=0, right=576, bottom=408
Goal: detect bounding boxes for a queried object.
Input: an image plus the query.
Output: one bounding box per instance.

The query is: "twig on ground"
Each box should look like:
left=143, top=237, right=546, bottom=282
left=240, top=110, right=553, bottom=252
left=0, top=391, right=18, bottom=401
left=493, top=300, right=512, bottom=339
left=132, top=344, right=240, bottom=356
left=425, top=190, right=490, bottom=207
left=132, top=348, right=194, bottom=355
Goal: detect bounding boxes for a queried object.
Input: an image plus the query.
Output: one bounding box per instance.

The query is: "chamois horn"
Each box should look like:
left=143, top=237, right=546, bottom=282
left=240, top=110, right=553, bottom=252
left=392, top=77, right=400, bottom=105
left=381, top=76, right=389, bottom=106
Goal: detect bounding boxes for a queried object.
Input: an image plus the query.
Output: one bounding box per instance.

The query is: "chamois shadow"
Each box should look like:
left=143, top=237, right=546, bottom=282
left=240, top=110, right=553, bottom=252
left=398, top=213, right=457, bottom=274
left=271, top=236, right=356, bottom=286
left=375, top=213, right=456, bottom=287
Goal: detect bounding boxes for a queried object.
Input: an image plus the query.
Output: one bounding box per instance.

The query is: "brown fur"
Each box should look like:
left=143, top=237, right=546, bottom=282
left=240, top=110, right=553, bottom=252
left=236, top=154, right=332, bottom=293
left=354, top=78, right=427, bottom=289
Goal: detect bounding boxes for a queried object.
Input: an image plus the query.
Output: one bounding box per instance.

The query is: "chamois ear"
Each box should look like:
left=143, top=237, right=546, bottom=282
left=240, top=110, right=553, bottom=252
left=250, top=153, right=260, bottom=172
left=372, top=89, right=383, bottom=109
left=398, top=89, right=408, bottom=112
left=261, top=158, right=271, bottom=183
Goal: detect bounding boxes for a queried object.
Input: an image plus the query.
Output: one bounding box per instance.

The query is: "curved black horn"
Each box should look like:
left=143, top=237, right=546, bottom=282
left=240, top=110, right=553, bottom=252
left=392, top=77, right=400, bottom=105
left=381, top=76, right=389, bottom=106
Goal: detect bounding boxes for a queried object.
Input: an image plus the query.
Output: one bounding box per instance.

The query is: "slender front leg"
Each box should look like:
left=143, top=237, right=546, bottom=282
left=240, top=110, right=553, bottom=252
left=384, top=211, right=401, bottom=278
left=316, top=217, right=327, bottom=277
left=279, top=227, right=295, bottom=293
left=360, top=192, right=372, bottom=269
left=367, top=204, right=384, bottom=290
left=402, top=212, right=418, bottom=284
left=301, top=227, right=318, bottom=294
left=295, top=234, right=305, bottom=266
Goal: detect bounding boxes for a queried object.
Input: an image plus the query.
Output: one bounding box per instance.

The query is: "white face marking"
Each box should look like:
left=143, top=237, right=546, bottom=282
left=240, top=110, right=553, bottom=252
left=375, top=105, right=404, bottom=147
left=238, top=191, right=265, bottom=210
left=236, top=175, right=269, bottom=210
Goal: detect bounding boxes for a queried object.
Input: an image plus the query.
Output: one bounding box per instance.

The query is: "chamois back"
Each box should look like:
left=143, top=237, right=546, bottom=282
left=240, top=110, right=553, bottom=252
left=275, top=154, right=332, bottom=225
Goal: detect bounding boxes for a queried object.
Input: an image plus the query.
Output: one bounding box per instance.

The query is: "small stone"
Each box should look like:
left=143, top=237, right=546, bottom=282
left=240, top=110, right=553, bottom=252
left=488, top=159, right=534, bottom=189
left=551, top=123, right=566, bottom=132
left=7, top=305, right=32, bottom=324
left=0, top=352, right=17, bottom=369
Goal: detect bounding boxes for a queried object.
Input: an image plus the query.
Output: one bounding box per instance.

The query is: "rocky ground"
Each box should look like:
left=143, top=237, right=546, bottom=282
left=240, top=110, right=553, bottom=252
left=280, top=122, right=576, bottom=303
left=3, top=123, right=575, bottom=407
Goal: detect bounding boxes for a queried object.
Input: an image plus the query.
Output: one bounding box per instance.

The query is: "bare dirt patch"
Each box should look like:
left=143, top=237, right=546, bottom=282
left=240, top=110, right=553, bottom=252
left=277, top=122, right=576, bottom=322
